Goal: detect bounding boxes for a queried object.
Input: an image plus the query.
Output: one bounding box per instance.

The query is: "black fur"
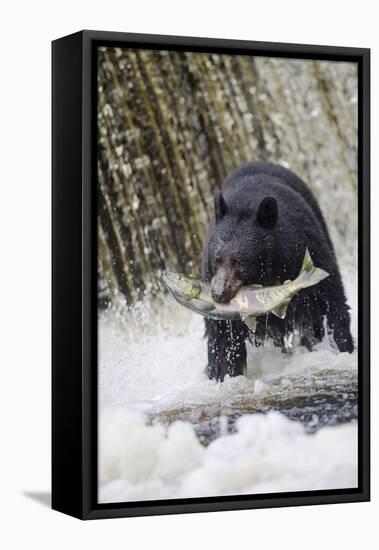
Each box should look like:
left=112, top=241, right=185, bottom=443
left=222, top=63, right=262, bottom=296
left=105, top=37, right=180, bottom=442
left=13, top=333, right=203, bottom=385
left=202, top=161, right=354, bottom=382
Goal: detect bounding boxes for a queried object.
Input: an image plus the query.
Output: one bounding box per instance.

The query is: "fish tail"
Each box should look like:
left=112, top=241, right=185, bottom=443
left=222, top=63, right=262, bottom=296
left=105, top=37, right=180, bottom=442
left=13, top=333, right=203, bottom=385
left=296, top=248, right=329, bottom=289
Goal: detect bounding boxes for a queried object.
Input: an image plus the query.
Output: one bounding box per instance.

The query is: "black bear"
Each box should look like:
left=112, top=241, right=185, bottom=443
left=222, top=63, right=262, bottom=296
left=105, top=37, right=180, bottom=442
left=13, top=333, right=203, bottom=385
left=202, top=161, right=354, bottom=381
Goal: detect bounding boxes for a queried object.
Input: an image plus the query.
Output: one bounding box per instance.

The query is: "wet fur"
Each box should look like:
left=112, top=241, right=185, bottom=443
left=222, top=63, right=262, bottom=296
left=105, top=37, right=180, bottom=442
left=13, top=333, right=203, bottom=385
left=202, top=161, right=354, bottom=382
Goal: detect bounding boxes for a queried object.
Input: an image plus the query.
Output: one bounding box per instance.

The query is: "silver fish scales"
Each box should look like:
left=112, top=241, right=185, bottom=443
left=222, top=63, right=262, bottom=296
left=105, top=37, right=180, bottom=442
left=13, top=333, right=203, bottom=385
left=162, top=248, right=329, bottom=333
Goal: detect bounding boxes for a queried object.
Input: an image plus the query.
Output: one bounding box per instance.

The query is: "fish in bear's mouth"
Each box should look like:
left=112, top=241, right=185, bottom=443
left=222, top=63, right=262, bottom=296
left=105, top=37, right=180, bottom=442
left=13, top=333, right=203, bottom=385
left=161, top=248, right=329, bottom=334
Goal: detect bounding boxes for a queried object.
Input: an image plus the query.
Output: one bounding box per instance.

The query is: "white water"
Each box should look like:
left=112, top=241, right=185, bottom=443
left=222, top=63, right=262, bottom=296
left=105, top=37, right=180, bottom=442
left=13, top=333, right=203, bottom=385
left=98, top=265, right=358, bottom=503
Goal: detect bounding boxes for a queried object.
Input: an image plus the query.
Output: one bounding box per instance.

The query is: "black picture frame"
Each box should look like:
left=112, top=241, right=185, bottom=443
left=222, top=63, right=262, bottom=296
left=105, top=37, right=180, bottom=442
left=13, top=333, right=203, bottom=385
left=52, top=30, right=370, bottom=520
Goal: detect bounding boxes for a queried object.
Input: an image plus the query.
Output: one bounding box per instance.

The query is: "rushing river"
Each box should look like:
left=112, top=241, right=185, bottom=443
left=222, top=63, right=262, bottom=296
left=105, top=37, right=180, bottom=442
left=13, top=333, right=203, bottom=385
left=98, top=264, right=358, bottom=503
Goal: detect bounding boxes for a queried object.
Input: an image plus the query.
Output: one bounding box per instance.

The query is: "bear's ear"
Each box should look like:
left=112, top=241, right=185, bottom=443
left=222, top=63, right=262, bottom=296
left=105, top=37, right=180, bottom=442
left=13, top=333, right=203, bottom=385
left=257, top=196, right=278, bottom=229
left=214, top=190, right=227, bottom=223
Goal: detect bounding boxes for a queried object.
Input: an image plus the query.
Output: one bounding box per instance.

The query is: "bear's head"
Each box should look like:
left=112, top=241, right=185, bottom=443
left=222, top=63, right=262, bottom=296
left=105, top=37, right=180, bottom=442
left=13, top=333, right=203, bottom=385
left=208, top=190, right=279, bottom=303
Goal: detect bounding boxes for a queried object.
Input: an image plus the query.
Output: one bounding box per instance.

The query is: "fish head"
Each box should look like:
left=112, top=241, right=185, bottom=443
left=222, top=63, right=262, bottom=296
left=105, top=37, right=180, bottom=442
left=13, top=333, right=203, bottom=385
left=161, top=271, right=202, bottom=301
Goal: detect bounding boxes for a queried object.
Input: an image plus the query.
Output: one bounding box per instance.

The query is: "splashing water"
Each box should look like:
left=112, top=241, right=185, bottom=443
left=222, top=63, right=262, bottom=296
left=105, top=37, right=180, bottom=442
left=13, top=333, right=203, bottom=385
left=98, top=265, right=358, bottom=503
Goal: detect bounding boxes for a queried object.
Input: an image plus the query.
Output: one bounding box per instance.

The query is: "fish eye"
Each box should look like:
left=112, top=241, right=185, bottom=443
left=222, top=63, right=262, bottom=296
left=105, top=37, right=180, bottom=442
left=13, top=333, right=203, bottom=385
left=177, top=275, right=181, bottom=281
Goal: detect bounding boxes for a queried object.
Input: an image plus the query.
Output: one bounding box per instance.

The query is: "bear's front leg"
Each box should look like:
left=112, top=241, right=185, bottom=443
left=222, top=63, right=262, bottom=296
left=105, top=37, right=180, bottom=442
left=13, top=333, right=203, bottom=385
left=326, top=302, right=354, bottom=353
left=205, top=318, right=248, bottom=381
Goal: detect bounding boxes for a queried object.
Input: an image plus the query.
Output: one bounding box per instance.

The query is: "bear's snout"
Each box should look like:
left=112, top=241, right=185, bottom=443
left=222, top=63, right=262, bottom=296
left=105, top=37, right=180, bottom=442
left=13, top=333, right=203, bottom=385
left=211, top=266, right=242, bottom=304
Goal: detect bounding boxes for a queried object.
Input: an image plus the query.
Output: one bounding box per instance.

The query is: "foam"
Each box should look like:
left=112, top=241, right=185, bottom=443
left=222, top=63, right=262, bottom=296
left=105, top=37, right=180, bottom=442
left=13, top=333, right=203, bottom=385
left=98, top=263, right=358, bottom=502
left=99, top=410, right=357, bottom=502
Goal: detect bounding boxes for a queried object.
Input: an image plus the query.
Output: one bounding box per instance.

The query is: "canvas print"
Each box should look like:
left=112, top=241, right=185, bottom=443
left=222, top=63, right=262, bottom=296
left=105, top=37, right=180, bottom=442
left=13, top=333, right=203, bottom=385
left=97, top=47, right=358, bottom=503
